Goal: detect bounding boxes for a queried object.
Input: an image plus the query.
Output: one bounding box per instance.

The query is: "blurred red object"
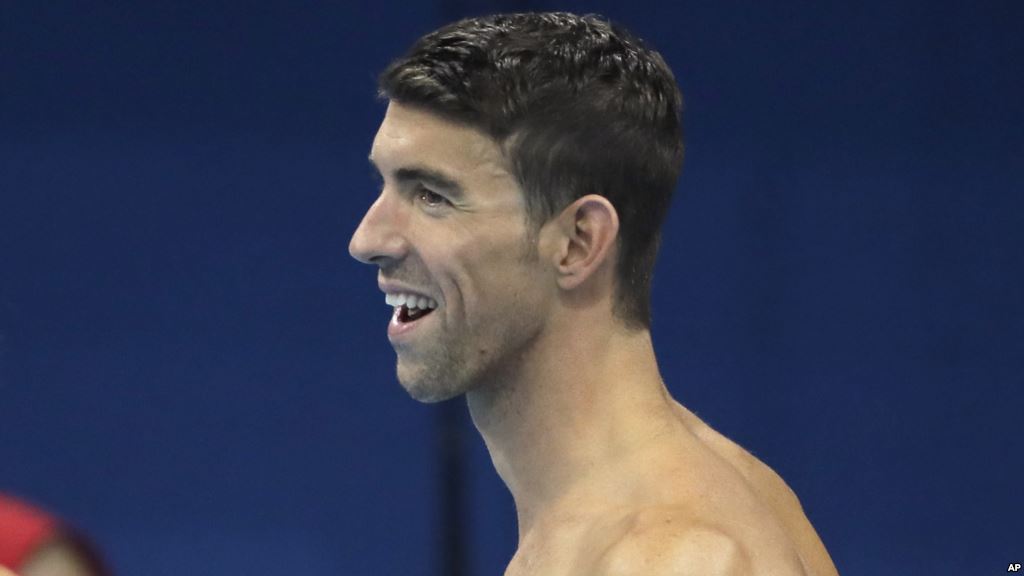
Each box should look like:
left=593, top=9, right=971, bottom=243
left=0, top=494, right=109, bottom=575
left=0, top=494, right=57, bottom=570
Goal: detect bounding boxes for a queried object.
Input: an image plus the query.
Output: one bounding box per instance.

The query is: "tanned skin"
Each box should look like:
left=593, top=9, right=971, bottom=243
left=350, top=102, right=839, bottom=576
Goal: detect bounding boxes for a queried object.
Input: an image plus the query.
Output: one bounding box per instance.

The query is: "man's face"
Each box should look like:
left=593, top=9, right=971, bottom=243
left=349, top=102, right=552, bottom=402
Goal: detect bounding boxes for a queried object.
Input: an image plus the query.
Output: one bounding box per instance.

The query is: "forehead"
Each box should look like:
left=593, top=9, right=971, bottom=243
left=370, top=102, right=513, bottom=188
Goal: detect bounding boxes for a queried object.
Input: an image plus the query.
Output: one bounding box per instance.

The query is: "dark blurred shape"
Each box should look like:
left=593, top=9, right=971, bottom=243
left=437, top=401, right=467, bottom=576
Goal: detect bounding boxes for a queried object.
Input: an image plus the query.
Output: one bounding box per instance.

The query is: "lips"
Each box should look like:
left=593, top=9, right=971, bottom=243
left=400, top=304, right=434, bottom=323
left=388, top=302, right=435, bottom=341
left=379, top=283, right=440, bottom=342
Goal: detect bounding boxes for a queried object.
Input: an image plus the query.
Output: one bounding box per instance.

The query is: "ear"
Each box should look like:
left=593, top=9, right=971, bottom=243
left=549, top=194, right=620, bottom=291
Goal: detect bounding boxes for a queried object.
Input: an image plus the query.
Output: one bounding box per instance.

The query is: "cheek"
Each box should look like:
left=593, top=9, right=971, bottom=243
left=425, top=223, right=539, bottom=318
left=473, top=252, right=546, bottom=319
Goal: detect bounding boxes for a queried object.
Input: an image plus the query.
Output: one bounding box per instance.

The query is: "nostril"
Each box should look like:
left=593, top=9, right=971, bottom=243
left=349, top=229, right=406, bottom=267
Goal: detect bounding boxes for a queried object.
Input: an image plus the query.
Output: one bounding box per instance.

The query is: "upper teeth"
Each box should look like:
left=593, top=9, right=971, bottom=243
left=385, top=293, right=438, bottom=310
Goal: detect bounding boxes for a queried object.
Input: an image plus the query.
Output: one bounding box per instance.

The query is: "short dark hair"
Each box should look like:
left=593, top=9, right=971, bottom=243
left=379, top=12, right=684, bottom=329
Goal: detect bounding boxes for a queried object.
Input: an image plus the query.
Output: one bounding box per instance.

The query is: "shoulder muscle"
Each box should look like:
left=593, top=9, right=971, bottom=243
left=595, top=515, right=811, bottom=576
left=596, top=524, right=753, bottom=576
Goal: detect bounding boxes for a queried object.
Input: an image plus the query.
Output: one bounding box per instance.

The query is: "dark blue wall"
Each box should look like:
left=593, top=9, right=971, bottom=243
left=2, top=2, right=1021, bottom=575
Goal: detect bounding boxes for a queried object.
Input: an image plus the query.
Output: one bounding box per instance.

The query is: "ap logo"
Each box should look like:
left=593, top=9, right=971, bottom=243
left=1009, top=563, right=1022, bottom=572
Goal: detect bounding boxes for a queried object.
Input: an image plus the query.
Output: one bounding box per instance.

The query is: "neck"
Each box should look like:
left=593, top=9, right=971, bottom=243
left=465, top=311, right=677, bottom=539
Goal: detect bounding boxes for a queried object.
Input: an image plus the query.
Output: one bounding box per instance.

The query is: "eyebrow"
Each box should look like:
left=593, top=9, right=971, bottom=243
left=368, top=157, right=466, bottom=201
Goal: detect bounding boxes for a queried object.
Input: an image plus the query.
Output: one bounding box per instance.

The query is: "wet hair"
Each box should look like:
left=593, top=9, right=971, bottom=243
left=379, top=12, right=684, bottom=329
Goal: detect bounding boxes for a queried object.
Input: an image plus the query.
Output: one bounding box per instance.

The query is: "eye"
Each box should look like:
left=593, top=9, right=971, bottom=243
left=416, top=186, right=449, bottom=208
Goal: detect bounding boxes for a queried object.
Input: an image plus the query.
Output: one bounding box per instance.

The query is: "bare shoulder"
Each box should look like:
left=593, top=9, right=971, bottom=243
left=676, top=403, right=805, bottom=516
left=592, top=508, right=807, bottom=576
left=672, top=404, right=839, bottom=576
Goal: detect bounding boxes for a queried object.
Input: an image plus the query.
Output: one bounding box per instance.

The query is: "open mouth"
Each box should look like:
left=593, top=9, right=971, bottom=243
left=398, top=304, right=435, bottom=323
left=385, top=293, right=439, bottom=339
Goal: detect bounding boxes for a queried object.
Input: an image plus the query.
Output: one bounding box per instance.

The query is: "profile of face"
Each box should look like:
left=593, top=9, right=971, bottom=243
left=349, top=102, right=554, bottom=402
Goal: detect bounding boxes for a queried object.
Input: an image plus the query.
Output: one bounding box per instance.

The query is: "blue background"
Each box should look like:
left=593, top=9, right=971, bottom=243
left=2, top=1, right=1021, bottom=574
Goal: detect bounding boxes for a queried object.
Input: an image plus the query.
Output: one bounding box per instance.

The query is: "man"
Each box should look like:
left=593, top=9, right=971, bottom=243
left=350, top=12, right=838, bottom=576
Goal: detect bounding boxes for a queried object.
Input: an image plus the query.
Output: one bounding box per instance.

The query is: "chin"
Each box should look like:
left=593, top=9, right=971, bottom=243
left=396, top=362, right=468, bottom=404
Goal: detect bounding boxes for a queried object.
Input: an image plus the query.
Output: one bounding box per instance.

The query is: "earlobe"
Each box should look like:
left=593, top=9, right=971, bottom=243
left=554, top=195, right=619, bottom=289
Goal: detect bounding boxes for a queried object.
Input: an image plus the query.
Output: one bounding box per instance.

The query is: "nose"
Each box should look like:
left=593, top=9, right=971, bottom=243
left=349, top=192, right=409, bottom=266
